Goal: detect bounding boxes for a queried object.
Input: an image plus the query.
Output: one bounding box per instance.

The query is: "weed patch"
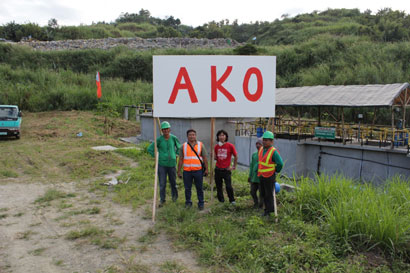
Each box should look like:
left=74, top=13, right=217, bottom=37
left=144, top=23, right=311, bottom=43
left=35, top=189, right=75, bottom=204
left=16, top=230, right=36, bottom=240
left=159, top=260, right=186, bottom=273
left=0, top=213, right=8, bottom=219
left=66, top=226, right=123, bottom=249
left=0, top=170, right=18, bottom=178
left=29, top=247, right=46, bottom=256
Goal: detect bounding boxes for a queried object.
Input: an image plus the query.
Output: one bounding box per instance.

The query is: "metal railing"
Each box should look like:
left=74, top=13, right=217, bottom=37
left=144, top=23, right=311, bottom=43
left=123, top=103, right=153, bottom=121
left=235, top=118, right=409, bottom=148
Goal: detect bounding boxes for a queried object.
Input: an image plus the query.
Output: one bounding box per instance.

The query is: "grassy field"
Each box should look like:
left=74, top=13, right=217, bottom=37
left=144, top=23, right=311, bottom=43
left=116, top=148, right=410, bottom=272
left=1, top=111, right=409, bottom=272
left=0, top=111, right=137, bottom=182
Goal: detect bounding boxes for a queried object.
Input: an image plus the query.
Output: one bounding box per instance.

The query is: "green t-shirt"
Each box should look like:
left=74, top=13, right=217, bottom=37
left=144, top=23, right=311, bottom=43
left=249, top=151, right=260, bottom=183
left=147, top=134, right=181, bottom=167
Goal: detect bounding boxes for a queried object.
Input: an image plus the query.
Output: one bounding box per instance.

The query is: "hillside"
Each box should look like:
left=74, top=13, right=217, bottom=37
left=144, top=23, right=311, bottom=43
left=1, top=8, right=410, bottom=124
left=1, top=8, right=409, bottom=44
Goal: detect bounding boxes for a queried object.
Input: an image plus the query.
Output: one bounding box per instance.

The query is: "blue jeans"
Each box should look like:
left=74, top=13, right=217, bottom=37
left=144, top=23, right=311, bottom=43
left=158, top=165, right=178, bottom=203
left=183, top=170, right=204, bottom=208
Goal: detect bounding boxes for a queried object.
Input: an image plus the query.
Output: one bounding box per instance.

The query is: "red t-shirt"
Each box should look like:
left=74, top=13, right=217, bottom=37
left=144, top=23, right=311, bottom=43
left=214, top=142, right=237, bottom=169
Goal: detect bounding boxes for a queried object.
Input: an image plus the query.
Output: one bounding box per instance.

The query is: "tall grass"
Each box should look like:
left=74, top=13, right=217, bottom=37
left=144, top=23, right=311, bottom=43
left=113, top=145, right=410, bottom=271
left=294, top=174, right=410, bottom=257
left=0, top=64, right=152, bottom=113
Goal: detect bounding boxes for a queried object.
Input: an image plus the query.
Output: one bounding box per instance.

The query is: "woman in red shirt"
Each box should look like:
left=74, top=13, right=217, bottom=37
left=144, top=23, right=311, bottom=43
left=214, top=130, right=238, bottom=204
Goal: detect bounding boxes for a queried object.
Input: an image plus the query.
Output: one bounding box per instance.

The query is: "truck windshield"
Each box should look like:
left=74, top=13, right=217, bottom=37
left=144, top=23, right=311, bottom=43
left=0, top=107, right=18, bottom=119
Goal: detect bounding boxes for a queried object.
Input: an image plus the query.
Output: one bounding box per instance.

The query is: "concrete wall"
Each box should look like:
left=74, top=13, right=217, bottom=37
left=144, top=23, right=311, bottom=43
left=235, top=136, right=410, bottom=184
left=140, top=115, right=236, bottom=152
left=235, top=136, right=306, bottom=177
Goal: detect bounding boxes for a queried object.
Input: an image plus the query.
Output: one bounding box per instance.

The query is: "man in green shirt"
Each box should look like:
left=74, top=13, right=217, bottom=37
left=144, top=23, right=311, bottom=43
left=147, top=121, right=181, bottom=207
left=248, top=138, right=263, bottom=208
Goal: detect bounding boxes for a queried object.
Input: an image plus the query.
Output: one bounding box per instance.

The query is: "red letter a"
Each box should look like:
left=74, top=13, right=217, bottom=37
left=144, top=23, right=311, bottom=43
left=168, top=67, right=198, bottom=104
left=211, top=66, right=235, bottom=102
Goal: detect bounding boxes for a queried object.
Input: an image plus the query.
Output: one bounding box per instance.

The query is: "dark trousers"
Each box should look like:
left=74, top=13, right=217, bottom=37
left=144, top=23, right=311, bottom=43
left=183, top=170, right=204, bottom=208
left=259, top=174, right=276, bottom=215
left=250, top=182, right=264, bottom=208
left=158, top=165, right=178, bottom=203
left=215, top=168, right=235, bottom=203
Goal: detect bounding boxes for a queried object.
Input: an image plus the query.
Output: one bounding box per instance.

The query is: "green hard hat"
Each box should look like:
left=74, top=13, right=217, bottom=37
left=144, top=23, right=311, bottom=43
left=161, top=121, right=171, bottom=129
left=262, top=131, right=274, bottom=139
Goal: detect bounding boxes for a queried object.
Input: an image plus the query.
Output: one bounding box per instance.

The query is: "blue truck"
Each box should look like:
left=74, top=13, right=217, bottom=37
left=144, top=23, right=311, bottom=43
left=0, top=105, right=22, bottom=139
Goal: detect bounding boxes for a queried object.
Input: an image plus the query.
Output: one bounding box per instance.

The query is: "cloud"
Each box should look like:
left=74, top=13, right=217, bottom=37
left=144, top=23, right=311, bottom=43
left=0, top=0, right=80, bottom=26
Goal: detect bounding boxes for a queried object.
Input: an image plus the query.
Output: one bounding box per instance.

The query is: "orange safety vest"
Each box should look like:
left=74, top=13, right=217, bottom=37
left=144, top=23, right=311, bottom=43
left=183, top=141, right=203, bottom=171
left=257, top=146, right=276, bottom=178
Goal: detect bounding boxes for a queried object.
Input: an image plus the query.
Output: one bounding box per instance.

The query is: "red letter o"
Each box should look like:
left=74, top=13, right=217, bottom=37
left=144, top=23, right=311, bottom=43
left=243, top=67, right=263, bottom=102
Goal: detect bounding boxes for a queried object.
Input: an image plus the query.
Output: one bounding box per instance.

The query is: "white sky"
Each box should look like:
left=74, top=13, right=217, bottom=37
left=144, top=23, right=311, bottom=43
left=0, top=0, right=409, bottom=27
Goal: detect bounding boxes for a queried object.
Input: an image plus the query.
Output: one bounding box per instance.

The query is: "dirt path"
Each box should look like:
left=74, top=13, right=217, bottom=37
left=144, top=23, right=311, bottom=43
left=0, top=179, right=202, bottom=273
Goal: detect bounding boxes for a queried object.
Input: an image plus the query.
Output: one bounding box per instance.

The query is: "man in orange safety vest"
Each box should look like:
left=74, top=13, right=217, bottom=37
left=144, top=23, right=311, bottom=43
left=258, top=131, right=283, bottom=217
left=177, top=129, right=209, bottom=210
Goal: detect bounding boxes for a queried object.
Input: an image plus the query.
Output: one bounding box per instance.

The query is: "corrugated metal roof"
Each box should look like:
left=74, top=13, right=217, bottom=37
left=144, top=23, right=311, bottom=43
left=276, top=83, right=410, bottom=107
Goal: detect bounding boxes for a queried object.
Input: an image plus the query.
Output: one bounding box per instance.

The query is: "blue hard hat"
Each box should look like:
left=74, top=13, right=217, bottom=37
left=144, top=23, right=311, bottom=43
left=275, top=182, right=280, bottom=193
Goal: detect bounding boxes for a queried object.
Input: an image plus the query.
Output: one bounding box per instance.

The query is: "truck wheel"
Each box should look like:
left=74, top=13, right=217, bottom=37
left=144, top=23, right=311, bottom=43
left=16, top=134, right=20, bottom=139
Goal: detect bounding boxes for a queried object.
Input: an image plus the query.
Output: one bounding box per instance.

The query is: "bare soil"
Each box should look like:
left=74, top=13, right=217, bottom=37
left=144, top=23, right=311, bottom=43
left=0, top=111, right=203, bottom=273
left=0, top=178, right=202, bottom=273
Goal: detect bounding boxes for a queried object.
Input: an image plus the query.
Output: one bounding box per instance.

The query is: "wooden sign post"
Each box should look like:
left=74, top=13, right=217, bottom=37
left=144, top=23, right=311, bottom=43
left=209, top=118, right=215, bottom=203
left=152, top=117, right=159, bottom=223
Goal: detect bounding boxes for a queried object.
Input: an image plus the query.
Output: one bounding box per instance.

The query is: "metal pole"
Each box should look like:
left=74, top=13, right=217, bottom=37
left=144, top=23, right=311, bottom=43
left=342, top=107, right=345, bottom=145
left=297, top=109, right=301, bottom=142
left=391, top=106, right=395, bottom=149
left=124, top=106, right=129, bottom=120
left=403, top=89, right=408, bottom=129
left=136, top=106, right=140, bottom=122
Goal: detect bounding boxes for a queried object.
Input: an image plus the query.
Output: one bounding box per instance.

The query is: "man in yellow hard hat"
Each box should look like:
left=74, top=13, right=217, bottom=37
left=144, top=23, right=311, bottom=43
left=257, top=131, right=283, bottom=217
left=148, top=121, right=181, bottom=207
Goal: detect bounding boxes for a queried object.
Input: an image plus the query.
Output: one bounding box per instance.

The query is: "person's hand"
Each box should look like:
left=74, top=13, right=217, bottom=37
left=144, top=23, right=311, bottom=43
left=204, top=169, right=209, bottom=176
left=248, top=177, right=251, bottom=183
left=177, top=171, right=182, bottom=179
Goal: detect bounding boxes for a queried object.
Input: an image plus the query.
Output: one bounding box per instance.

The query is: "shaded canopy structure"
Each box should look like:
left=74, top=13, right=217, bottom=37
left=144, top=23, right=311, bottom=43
left=274, top=83, right=410, bottom=147
left=276, top=83, right=410, bottom=107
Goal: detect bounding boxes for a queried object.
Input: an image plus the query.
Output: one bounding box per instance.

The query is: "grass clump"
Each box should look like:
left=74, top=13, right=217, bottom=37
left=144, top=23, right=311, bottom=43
left=16, top=231, right=36, bottom=240
left=0, top=170, right=18, bottom=178
left=66, top=226, right=107, bottom=240
left=35, top=189, right=76, bottom=204
left=66, top=226, right=123, bottom=249
left=159, top=260, right=186, bottom=273
left=0, top=213, right=8, bottom=219
left=29, top=247, right=46, bottom=256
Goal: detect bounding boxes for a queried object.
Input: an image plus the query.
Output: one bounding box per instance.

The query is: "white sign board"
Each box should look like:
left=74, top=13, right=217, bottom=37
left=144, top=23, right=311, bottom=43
left=153, top=55, right=276, bottom=117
